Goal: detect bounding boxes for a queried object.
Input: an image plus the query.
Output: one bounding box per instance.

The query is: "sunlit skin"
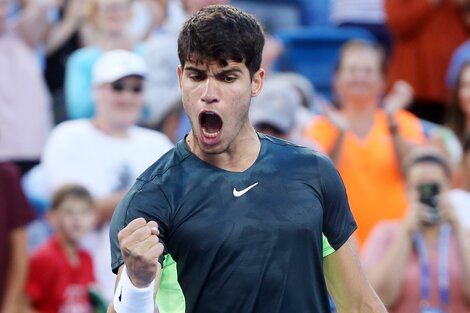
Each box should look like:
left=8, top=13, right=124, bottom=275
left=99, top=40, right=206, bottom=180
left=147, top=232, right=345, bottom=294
left=177, top=60, right=264, bottom=170
left=458, top=65, right=470, bottom=123
left=334, top=47, right=385, bottom=110
left=93, top=76, right=144, bottom=137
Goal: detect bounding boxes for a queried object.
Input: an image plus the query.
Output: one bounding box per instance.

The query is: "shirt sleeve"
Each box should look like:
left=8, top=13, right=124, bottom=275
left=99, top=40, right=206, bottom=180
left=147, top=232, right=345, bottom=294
left=109, top=178, right=172, bottom=274
left=25, top=251, right=54, bottom=303
left=64, top=50, right=96, bottom=119
left=318, top=154, right=357, bottom=252
left=1, top=163, right=35, bottom=230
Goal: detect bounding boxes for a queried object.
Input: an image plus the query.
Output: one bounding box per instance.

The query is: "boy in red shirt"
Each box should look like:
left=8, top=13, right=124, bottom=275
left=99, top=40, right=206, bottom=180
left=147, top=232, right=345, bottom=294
left=24, top=184, right=99, bottom=313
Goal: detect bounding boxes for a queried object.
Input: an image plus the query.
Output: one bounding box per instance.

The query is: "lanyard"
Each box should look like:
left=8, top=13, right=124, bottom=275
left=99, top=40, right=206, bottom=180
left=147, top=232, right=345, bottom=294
left=413, top=224, right=451, bottom=309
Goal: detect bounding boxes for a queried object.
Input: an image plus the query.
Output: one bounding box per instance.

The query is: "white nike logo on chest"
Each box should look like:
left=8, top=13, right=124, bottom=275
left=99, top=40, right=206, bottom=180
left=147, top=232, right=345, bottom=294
left=233, top=182, right=258, bottom=197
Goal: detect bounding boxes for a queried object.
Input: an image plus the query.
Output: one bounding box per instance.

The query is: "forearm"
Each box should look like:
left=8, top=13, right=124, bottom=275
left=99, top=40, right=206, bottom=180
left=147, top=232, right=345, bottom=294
left=387, top=115, right=416, bottom=173
left=1, top=228, right=29, bottom=313
left=328, top=130, right=346, bottom=165
left=45, top=16, right=82, bottom=55
left=15, top=0, right=51, bottom=48
left=325, top=240, right=387, bottom=313
left=366, top=226, right=413, bottom=307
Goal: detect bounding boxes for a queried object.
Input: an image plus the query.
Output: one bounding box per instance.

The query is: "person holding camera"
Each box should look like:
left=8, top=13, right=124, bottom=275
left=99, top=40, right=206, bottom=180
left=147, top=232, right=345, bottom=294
left=361, top=146, right=470, bottom=313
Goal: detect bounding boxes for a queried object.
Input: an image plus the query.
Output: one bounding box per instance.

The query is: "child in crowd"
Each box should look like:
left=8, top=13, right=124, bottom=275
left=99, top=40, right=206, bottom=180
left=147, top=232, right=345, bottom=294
left=23, top=184, right=99, bottom=313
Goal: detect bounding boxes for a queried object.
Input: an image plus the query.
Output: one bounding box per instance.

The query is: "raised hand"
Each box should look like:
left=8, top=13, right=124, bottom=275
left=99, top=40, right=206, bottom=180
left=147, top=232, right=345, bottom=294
left=118, top=218, right=164, bottom=288
left=383, top=80, right=414, bottom=116
left=319, top=97, right=350, bottom=132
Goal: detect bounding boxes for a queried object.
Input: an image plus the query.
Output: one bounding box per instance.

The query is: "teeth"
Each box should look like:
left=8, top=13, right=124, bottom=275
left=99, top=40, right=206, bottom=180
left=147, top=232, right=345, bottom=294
left=202, top=128, right=220, bottom=138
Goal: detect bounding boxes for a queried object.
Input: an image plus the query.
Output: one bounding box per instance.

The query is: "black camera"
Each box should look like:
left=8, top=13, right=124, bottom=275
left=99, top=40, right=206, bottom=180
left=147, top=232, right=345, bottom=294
left=418, top=183, right=440, bottom=225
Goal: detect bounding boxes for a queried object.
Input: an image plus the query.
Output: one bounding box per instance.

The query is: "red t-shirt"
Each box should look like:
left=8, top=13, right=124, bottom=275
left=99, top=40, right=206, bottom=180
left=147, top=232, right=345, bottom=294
left=26, top=235, right=96, bottom=313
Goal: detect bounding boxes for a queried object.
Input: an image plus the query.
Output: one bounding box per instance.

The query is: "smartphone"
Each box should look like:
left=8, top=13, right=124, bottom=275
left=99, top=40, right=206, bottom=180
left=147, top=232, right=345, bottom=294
left=418, top=183, right=440, bottom=225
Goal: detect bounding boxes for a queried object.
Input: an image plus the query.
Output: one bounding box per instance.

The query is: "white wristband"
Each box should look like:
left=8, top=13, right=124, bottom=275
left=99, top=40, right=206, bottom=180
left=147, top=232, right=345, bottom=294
left=113, top=266, right=155, bottom=313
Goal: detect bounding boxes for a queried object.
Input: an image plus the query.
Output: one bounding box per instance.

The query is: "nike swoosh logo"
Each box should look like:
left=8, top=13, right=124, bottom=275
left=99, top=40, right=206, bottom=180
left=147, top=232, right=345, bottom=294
left=233, top=182, right=258, bottom=197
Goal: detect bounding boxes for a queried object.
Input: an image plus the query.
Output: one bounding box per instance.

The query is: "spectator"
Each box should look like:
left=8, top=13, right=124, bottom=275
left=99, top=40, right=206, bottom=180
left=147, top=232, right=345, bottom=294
left=250, top=77, right=318, bottom=148
left=42, top=50, right=173, bottom=301
left=43, top=0, right=89, bottom=124
left=0, top=162, right=35, bottom=313
left=304, top=40, right=426, bottom=244
left=362, top=147, right=470, bottom=313
left=446, top=4, right=470, bottom=90
left=448, top=133, right=470, bottom=228
left=385, top=0, right=469, bottom=124
left=64, top=0, right=145, bottom=120
left=445, top=59, right=470, bottom=143
left=23, top=184, right=99, bottom=313
left=0, top=0, right=53, bottom=174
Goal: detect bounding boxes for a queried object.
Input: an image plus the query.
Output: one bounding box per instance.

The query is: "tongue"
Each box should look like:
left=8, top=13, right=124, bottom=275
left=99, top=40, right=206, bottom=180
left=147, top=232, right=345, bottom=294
left=203, top=112, right=222, bottom=133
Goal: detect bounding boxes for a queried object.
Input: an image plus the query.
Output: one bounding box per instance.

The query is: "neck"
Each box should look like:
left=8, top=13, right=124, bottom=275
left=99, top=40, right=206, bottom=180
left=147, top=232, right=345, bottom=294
left=342, top=101, right=377, bottom=138
left=420, top=224, right=442, bottom=245
left=92, top=117, right=129, bottom=138
left=98, top=30, right=133, bottom=51
left=186, top=124, right=260, bottom=172
left=56, top=233, right=80, bottom=266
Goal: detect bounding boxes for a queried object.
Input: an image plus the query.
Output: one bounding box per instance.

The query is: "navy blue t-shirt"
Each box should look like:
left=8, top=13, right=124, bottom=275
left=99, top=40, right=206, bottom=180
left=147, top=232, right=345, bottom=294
left=110, top=134, right=356, bottom=313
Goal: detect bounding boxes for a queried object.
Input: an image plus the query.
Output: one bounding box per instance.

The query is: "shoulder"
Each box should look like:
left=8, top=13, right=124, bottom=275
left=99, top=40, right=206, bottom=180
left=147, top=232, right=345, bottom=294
left=137, top=141, right=188, bottom=184
left=130, top=126, right=173, bottom=143
left=393, top=109, right=422, bottom=125
left=260, top=134, right=334, bottom=174
left=67, top=46, right=102, bottom=65
left=48, top=120, right=92, bottom=141
left=132, top=43, right=146, bottom=55
left=30, top=238, right=60, bottom=265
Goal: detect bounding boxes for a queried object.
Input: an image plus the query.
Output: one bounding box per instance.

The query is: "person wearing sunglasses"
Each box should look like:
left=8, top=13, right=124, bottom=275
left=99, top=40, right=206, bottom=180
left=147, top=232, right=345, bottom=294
left=38, top=49, right=174, bottom=302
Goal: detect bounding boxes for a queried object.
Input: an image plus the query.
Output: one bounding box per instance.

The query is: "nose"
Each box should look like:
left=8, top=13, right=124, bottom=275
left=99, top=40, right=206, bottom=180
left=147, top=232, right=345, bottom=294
left=201, top=77, right=218, bottom=104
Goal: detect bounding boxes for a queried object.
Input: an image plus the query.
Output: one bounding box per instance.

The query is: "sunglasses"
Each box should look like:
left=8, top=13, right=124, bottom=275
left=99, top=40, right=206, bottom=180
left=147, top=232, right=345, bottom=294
left=110, top=81, right=143, bottom=94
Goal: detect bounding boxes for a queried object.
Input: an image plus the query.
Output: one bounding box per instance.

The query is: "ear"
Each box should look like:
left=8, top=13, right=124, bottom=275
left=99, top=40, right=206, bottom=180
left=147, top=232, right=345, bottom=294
left=251, top=68, right=265, bottom=97
left=177, top=65, right=183, bottom=90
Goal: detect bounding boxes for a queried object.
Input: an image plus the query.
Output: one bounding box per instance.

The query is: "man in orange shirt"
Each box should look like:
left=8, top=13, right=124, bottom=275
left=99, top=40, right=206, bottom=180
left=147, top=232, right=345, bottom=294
left=305, top=40, right=426, bottom=244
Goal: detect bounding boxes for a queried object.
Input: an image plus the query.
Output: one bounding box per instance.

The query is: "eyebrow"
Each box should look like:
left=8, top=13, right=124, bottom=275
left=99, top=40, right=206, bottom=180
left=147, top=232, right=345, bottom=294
left=184, top=66, right=243, bottom=76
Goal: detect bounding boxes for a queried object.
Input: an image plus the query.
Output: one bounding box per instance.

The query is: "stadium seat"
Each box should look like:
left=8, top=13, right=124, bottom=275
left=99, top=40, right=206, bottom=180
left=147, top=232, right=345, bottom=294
left=273, top=26, right=376, bottom=100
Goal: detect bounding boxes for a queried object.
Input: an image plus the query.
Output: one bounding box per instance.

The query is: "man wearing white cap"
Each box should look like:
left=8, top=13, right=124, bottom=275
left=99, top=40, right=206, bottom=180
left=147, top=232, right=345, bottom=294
left=40, top=50, right=174, bottom=301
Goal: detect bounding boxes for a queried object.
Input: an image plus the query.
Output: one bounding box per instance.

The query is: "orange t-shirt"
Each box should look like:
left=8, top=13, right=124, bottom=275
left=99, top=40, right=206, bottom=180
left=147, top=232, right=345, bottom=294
left=305, top=109, right=425, bottom=244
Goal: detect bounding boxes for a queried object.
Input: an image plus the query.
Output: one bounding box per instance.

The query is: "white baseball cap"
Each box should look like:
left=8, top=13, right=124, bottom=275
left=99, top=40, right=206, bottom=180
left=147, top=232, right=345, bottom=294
left=250, top=80, right=301, bottom=134
left=92, top=50, right=147, bottom=86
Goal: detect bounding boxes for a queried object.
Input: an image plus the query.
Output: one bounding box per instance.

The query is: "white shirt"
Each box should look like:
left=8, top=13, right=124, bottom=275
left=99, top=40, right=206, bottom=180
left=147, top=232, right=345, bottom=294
left=331, top=0, right=385, bottom=25
left=41, top=119, right=173, bottom=301
left=448, top=189, right=470, bottom=229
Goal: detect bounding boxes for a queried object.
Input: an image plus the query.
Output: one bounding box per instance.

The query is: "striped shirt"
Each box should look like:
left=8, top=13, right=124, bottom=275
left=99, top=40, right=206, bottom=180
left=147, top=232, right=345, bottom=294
left=331, top=0, right=385, bottom=24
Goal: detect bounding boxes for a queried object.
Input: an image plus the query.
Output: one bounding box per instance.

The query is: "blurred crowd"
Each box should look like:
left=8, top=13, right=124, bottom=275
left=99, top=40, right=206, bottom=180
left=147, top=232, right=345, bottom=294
left=1, top=0, right=470, bottom=312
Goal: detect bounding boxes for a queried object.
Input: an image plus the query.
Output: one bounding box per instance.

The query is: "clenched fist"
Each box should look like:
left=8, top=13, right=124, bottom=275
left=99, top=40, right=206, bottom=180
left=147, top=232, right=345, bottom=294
left=118, top=218, right=164, bottom=288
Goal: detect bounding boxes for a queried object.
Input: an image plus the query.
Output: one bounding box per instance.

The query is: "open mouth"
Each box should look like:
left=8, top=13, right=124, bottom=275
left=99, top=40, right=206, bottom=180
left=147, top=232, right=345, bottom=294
left=199, top=111, right=223, bottom=138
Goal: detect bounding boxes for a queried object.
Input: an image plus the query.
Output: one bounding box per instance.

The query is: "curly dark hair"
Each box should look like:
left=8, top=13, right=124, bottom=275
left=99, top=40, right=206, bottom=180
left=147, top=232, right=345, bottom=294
left=177, top=5, right=265, bottom=78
